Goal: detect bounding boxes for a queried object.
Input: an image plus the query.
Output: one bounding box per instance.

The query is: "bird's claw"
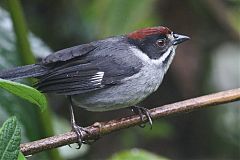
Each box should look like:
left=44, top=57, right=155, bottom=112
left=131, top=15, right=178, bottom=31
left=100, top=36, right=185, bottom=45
left=70, top=122, right=90, bottom=149
left=131, top=106, right=153, bottom=129
left=68, top=96, right=94, bottom=149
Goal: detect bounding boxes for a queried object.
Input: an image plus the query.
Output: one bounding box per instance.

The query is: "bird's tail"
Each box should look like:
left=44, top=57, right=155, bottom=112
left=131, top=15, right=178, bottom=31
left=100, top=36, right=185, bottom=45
left=0, top=64, right=47, bottom=80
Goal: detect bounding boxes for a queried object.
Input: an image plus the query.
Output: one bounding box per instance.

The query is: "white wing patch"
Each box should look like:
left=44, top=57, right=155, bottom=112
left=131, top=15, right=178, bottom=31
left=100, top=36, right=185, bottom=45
left=90, top=71, right=104, bottom=85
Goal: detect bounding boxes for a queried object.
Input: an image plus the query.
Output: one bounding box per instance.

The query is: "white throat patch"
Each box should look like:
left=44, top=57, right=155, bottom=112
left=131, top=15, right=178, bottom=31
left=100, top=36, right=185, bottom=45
left=130, top=46, right=177, bottom=67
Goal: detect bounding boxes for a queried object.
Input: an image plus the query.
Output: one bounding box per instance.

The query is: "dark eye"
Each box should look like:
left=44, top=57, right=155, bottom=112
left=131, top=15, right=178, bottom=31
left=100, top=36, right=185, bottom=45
left=173, top=33, right=178, bottom=39
left=156, top=39, right=165, bottom=47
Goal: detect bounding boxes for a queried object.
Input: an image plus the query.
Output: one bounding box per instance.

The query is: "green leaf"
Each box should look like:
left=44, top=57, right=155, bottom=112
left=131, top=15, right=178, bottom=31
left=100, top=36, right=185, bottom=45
left=0, top=117, right=21, bottom=160
left=0, top=7, right=59, bottom=159
left=17, top=152, right=26, bottom=160
left=109, top=149, right=169, bottom=160
left=0, top=79, right=47, bottom=112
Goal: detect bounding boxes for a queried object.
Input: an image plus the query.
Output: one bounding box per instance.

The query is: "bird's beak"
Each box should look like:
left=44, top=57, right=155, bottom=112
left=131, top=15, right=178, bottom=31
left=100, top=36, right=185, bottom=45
left=172, top=34, right=190, bottom=45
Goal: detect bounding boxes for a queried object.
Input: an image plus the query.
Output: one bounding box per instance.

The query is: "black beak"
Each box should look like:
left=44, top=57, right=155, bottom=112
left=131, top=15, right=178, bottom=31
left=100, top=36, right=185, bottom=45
left=173, top=34, right=190, bottom=45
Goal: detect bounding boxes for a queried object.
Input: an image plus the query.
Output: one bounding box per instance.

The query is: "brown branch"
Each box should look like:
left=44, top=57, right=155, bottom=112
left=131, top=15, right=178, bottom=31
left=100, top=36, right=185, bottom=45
left=20, top=88, right=240, bottom=156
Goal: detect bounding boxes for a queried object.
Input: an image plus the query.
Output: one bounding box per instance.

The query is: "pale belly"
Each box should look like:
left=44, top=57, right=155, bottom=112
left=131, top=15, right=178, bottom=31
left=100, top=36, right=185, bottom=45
left=72, top=65, right=164, bottom=112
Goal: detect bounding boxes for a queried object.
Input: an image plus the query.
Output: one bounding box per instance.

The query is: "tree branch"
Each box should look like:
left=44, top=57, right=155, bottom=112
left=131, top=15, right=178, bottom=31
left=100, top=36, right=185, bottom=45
left=20, top=88, right=240, bottom=156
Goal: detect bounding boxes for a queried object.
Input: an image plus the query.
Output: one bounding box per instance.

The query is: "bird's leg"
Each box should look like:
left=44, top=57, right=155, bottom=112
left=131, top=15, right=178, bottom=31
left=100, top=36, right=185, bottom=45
left=130, top=106, right=153, bottom=129
left=68, top=96, right=90, bottom=149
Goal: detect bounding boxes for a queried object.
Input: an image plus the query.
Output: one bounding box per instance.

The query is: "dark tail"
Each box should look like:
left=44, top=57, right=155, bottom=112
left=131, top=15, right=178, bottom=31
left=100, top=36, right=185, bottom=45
left=0, top=64, right=47, bottom=80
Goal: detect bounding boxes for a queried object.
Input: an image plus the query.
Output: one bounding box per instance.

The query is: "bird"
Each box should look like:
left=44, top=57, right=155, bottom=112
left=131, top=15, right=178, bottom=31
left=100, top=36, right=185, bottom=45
left=0, top=26, right=189, bottom=147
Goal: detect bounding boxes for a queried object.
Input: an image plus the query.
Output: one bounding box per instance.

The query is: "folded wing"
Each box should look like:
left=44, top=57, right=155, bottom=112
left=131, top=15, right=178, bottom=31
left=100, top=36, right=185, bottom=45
left=37, top=38, right=142, bottom=95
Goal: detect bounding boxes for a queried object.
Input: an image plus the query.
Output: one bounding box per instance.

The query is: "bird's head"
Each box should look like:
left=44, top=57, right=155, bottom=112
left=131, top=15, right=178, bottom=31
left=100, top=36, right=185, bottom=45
left=127, top=26, right=190, bottom=72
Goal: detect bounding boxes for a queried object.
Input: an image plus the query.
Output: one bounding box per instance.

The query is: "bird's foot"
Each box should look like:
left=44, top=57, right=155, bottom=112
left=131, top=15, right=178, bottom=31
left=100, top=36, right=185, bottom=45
left=70, top=122, right=90, bottom=149
left=68, top=96, right=94, bottom=148
left=131, top=106, right=153, bottom=129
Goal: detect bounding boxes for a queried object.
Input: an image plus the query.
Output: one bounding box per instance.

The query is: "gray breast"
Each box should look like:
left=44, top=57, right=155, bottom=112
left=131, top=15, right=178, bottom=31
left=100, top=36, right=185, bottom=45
left=72, top=64, right=164, bottom=112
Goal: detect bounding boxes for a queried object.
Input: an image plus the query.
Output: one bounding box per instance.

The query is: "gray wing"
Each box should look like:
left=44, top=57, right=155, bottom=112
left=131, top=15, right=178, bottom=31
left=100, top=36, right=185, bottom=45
left=42, top=43, right=96, bottom=64
left=37, top=37, right=142, bottom=95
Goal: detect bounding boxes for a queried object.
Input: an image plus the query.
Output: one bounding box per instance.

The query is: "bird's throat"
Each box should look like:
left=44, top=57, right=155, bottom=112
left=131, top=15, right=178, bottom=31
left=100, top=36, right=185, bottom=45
left=161, top=46, right=176, bottom=73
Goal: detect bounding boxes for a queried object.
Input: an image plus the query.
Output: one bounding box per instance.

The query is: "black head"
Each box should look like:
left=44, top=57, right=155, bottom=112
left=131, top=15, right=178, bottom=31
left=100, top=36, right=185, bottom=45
left=127, top=26, right=190, bottom=60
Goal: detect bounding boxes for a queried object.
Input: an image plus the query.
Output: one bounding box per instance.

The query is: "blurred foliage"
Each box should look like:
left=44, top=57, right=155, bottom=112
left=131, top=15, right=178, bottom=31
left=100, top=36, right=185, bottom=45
left=0, top=5, right=60, bottom=160
left=210, top=43, right=240, bottom=155
left=141, top=121, right=174, bottom=139
left=6, top=0, right=34, bottom=64
left=120, top=121, right=174, bottom=149
left=0, top=0, right=239, bottom=159
left=227, top=0, right=240, bottom=32
left=6, top=0, right=62, bottom=159
left=0, top=5, right=42, bottom=141
left=109, top=148, right=168, bottom=160
left=77, top=0, right=157, bottom=38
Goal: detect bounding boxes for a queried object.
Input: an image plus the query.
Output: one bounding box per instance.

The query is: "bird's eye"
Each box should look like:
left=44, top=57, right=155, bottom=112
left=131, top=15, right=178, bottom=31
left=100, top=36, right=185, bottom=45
left=173, top=33, right=178, bottom=39
left=156, top=39, right=165, bottom=47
